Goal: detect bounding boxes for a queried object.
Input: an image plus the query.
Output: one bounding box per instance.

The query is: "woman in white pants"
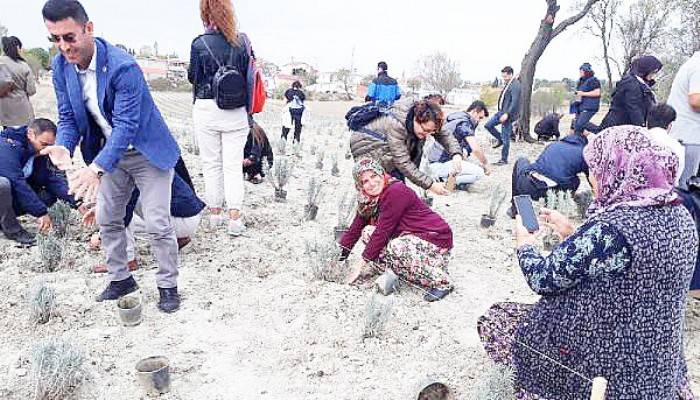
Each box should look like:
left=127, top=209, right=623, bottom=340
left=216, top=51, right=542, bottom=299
left=188, top=0, right=251, bottom=236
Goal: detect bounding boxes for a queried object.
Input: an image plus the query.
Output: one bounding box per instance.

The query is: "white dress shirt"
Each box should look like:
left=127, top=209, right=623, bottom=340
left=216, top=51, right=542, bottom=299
left=76, top=44, right=113, bottom=138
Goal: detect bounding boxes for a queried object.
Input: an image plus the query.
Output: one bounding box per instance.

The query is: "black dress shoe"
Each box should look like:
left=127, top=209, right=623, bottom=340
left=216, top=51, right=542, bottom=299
left=158, top=287, right=180, bottom=313
left=5, top=228, right=36, bottom=246
left=491, top=139, right=503, bottom=149
left=96, top=276, right=138, bottom=302
left=492, top=160, right=508, bottom=166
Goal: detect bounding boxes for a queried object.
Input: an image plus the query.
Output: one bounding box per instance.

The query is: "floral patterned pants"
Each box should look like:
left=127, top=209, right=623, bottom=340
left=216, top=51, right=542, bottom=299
left=476, top=302, right=696, bottom=400
left=371, top=234, right=452, bottom=291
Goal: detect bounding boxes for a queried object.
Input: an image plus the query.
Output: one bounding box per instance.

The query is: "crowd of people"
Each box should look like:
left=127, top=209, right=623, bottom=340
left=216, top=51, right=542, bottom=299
left=0, top=0, right=699, bottom=397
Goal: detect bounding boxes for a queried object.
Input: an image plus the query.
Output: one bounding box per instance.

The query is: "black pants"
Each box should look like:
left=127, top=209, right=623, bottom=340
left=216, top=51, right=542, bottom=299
left=509, top=157, right=549, bottom=215
left=281, top=108, right=304, bottom=143
left=677, top=189, right=700, bottom=290
left=0, top=177, right=22, bottom=234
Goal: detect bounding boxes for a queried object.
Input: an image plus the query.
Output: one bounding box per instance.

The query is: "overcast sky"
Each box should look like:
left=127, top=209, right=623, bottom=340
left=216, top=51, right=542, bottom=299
left=2, top=0, right=605, bottom=81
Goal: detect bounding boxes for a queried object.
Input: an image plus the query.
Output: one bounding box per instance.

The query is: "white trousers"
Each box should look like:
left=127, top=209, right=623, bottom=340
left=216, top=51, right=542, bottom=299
left=193, top=99, right=249, bottom=211
left=429, top=160, right=485, bottom=185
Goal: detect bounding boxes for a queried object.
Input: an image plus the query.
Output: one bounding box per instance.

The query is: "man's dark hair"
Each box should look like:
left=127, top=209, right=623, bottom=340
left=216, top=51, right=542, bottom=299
left=377, top=61, right=388, bottom=72
left=424, top=93, right=445, bottom=105
left=467, top=100, right=489, bottom=117
left=501, top=66, right=514, bottom=75
left=292, top=80, right=302, bottom=89
left=647, top=103, right=676, bottom=130
left=29, top=118, right=57, bottom=135
left=42, top=0, right=89, bottom=24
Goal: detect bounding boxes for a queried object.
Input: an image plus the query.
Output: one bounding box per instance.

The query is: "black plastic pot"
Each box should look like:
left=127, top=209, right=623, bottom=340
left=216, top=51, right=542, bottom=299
left=334, top=227, right=348, bottom=241
left=305, top=205, right=319, bottom=221
left=274, top=188, right=287, bottom=202
left=480, top=214, right=496, bottom=228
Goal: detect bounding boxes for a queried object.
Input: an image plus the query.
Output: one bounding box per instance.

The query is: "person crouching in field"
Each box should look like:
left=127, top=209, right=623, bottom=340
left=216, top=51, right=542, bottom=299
left=243, top=120, right=273, bottom=184
left=0, top=119, right=85, bottom=246
left=338, top=159, right=454, bottom=302
left=349, top=99, right=463, bottom=196
left=477, top=125, right=696, bottom=399
left=427, top=100, right=491, bottom=190
left=508, top=129, right=591, bottom=218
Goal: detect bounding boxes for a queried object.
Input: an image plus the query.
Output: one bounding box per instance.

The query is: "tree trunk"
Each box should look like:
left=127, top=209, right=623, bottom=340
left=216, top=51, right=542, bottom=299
left=602, top=37, right=614, bottom=93
left=517, top=0, right=601, bottom=139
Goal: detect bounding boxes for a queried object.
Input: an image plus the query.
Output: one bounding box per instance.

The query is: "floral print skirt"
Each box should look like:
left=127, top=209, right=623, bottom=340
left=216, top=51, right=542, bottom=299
left=372, top=234, right=452, bottom=291
left=477, top=302, right=696, bottom=400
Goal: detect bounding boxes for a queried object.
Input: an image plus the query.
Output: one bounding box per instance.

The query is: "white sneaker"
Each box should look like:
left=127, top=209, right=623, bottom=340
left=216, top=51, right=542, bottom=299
left=227, top=218, right=246, bottom=236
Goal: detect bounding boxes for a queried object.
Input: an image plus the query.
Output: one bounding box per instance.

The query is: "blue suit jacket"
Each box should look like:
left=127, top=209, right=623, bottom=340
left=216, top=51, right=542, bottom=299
left=52, top=37, right=180, bottom=172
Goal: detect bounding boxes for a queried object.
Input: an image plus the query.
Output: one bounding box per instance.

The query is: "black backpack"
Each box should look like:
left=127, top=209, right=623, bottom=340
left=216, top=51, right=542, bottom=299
left=200, top=36, right=247, bottom=110
left=345, top=103, right=392, bottom=131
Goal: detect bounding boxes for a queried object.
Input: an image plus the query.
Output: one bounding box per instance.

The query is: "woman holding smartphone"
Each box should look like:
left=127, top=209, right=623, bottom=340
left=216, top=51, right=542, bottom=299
left=477, top=125, right=696, bottom=399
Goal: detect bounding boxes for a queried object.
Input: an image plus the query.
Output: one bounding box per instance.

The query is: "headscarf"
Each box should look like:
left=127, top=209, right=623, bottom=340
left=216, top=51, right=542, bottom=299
left=352, top=158, right=396, bottom=221
left=630, top=55, right=663, bottom=85
left=579, top=62, right=594, bottom=78
left=583, top=125, right=679, bottom=216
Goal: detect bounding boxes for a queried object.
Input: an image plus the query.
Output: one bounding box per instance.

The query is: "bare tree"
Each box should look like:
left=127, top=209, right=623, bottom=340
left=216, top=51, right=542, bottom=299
left=517, top=0, right=601, bottom=139
left=0, top=20, right=7, bottom=38
left=584, top=0, right=621, bottom=92
left=416, top=52, right=461, bottom=95
left=616, top=0, right=672, bottom=75
left=671, top=0, right=700, bottom=57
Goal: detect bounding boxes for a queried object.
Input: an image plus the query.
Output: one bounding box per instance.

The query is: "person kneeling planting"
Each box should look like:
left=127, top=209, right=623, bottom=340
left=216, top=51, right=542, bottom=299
left=338, top=159, right=454, bottom=302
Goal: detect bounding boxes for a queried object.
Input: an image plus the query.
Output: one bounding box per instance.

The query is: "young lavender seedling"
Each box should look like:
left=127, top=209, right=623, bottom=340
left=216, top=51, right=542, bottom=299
left=315, top=151, right=325, bottom=170
left=363, top=293, right=393, bottom=338
left=264, top=156, right=293, bottom=202
left=36, top=233, right=64, bottom=272
left=488, top=185, right=508, bottom=219
left=304, top=237, right=344, bottom=282
left=31, top=337, right=88, bottom=400
left=29, top=280, right=56, bottom=325
left=305, top=176, right=324, bottom=221
left=330, top=154, right=340, bottom=177
left=48, top=201, right=72, bottom=238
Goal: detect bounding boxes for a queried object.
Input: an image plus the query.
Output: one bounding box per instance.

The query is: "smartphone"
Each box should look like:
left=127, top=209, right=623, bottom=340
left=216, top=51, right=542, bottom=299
left=513, top=195, right=540, bottom=233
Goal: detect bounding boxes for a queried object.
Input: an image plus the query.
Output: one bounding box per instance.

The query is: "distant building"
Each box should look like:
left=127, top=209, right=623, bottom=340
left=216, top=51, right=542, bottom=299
left=136, top=57, right=189, bottom=82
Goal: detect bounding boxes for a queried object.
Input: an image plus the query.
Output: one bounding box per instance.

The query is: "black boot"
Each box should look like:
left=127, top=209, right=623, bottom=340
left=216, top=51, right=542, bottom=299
left=158, top=287, right=180, bottom=313
left=281, top=127, right=290, bottom=141
left=96, top=276, right=138, bottom=302
left=4, top=228, right=36, bottom=246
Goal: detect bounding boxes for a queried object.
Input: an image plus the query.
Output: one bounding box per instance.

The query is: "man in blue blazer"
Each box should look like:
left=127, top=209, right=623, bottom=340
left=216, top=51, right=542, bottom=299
left=41, top=0, right=182, bottom=312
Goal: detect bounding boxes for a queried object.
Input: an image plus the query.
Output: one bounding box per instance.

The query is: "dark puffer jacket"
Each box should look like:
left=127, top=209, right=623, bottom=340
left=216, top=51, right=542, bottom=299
left=349, top=99, right=462, bottom=190
left=188, top=32, right=249, bottom=102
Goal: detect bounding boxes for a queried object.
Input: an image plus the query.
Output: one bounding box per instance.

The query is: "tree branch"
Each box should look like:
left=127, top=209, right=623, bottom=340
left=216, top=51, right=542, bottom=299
left=552, top=0, right=601, bottom=38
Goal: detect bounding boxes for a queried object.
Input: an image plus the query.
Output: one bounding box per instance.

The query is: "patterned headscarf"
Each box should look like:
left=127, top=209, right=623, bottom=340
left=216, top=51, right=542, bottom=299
left=583, top=125, right=679, bottom=215
left=352, top=158, right=396, bottom=220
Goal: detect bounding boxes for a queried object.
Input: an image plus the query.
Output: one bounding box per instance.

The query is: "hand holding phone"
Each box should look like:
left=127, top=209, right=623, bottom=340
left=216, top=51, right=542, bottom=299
left=513, top=195, right=540, bottom=233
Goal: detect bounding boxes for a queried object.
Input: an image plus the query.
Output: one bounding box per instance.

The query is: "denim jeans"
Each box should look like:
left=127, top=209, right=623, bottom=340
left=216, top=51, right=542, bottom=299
left=573, top=110, right=600, bottom=135
left=429, top=160, right=485, bottom=185
left=485, top=111, right=513, bottom=162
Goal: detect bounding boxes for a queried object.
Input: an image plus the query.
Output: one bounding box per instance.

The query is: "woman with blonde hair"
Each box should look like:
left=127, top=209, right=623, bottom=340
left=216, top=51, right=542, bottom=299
left=188, top=0, right=253, bottom=236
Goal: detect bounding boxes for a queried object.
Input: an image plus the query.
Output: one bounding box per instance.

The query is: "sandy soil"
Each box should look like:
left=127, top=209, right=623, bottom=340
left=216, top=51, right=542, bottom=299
left=0, top=82, right=697, bottom=399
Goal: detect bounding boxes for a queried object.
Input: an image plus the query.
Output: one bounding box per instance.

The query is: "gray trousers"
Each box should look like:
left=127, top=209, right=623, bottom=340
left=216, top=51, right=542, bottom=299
left=96, top=150, right=179, bottom=288
left=0, top=177, right=22, bottom=234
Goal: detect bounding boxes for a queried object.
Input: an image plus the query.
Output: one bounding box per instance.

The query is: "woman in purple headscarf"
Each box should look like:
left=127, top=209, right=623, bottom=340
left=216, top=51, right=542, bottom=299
left=599, top=55, right=663, bottom=129
left=477, top=125, right=696, bottom=399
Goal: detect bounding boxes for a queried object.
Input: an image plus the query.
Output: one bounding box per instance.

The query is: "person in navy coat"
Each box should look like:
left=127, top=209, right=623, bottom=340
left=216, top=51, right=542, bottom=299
left=40, top=0, right=182, bottom=312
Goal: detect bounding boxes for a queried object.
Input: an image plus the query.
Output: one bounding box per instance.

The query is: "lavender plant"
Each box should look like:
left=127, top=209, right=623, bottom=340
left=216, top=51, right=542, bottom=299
left=31, top=337, right=88, bottom=400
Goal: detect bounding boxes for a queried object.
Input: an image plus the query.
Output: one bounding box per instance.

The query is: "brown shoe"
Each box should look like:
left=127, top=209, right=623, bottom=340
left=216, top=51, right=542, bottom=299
left=177, top=237, right=192, bottom=250
left=91, top=259, right=139, bottom=274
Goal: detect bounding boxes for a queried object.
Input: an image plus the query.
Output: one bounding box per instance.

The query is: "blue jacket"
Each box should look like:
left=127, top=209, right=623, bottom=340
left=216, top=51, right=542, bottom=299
left=0, top=127, right=76, bottom=217
left=365, top=73, right=400, bottom=106
left=124, top=169, right=205, bottom=227
left=52, top=37, right=180, bottom=172
left=576, top=76, right=601, bottom=112
left=527, top=134, right=589, bottom=191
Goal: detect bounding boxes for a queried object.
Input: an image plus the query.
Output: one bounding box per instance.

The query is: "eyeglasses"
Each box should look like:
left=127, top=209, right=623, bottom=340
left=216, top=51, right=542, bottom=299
left=419, top=123, right=438, bottom=135
left=48, top=33, right=78, bottom=44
